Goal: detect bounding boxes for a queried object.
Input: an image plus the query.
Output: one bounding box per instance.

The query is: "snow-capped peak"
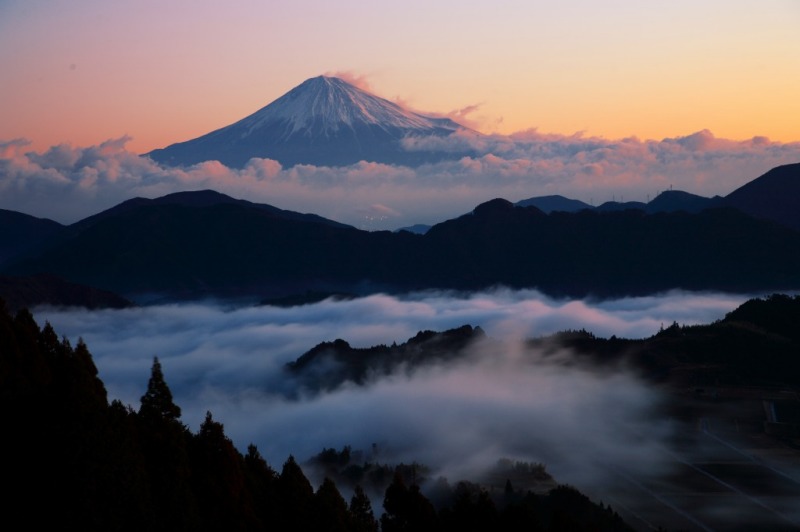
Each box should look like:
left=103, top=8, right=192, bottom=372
left=236, top=75, right=463, bottom=137
left=147, top=75, right=475, bottom=168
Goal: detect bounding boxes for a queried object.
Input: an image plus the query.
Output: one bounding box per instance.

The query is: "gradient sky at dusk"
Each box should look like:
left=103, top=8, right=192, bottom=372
left=2, top=0, right=799, bottom=155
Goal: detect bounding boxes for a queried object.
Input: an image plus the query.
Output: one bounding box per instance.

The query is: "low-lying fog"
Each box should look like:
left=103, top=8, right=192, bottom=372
left=33, top=289, right=755, bottom=495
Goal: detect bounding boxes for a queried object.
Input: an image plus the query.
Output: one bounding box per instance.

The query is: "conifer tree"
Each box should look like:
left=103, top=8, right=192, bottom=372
left=349, top=484, right=379, bottom=532
left=314, top=477, right=353, bottom=532
left=243, top=444, right=280, bottom=529
left=381, top=471, right=438, bottom=532
left=276, top=455, right=317, bottom=531
left=139, top=356, right=181, bottom=422
left=192, top=411, right=257, bottom=530
left=136, top=356, right=199, bottom=530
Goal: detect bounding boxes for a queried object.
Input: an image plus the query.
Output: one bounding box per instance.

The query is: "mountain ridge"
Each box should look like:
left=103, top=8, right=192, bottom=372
left=724, top=162, right=800, bottom=231
left=511, top=162, right=799, bottom=231
left=71, top=189, right=352, bottom=231
left=2, top=163, right=799, bottom=304
left=4, top=189, right=800, bottom=303
left=0, top=209, right=64, bottom=266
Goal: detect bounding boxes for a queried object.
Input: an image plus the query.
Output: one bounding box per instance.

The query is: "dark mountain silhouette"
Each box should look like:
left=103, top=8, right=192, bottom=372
left=146, top=75, right=475, bottom=169
left=0, top=213, right=133, bottom=309
left=645, top=189, right=723, bottom=214
left=0, top=208, right=64, bottom=265
left=395, top=223, right=431, bottom=235
left=0, top=273, right=134, bottom=312
left=2, top=193, right=419, bottom=301
left=4, top=188, right=800, bottom=302
left=418, top=198, right=800, bottom=297
left=283, top=297, right=800, bottom=395
left=72, top=189, right=352, bottom=231
left=286, top=324, right=486, bottom=395
left=723, top=162, right=800, bottom=231
left=514, top=195, right=592, bottom=213
left=594, top=199, right=648, bottom=212
left=1, top=191, right=349, bottom=307
left=513, top=169, right=798, bottom=229
left=566, top=190, right=719, bottom=216
left=529, top=293, right=800, bottom=390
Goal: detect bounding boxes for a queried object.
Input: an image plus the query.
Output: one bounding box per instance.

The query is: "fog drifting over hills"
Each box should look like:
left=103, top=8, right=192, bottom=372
left=30, top=289, right=760, bottom=493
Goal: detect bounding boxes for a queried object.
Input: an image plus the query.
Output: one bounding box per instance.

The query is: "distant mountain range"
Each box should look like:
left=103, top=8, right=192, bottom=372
left=1, top=162, right=799, bottom=306
left=146, top=75, right=475, bottom=169
left=515, top=195, right=594, bottom=214
left=514, top=191, right=717, bottom=217
left=393, top=162, right=798, bottom=234
left=519, top=162, right=800, bottom=229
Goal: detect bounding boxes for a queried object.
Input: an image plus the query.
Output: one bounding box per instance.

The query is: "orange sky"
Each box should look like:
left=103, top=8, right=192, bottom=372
left=1, top=0, right=798, bottom=155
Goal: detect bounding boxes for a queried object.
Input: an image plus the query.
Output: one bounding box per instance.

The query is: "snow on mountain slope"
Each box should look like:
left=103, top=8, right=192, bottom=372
left=242, top=76, right=457, bottom=136
left=146, top=76, right=474, bottom=168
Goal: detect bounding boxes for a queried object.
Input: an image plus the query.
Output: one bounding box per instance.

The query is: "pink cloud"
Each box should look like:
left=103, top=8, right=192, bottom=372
left=243, top=158, right=283, bottom=180
left=425, top=103, right=487, bottom=130
left=0, top=138, right=32, bottom=159
left=322, top=70, right=375, bottom=92
left=356, top=203, right=401, bottom=218
left=318, top=72, right=497, bottom=132
left=2, top=131, right=799, bottom=230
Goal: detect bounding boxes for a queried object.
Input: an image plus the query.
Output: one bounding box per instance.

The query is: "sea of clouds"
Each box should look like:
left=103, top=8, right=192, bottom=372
left=30, top=288, right=760, bottom=494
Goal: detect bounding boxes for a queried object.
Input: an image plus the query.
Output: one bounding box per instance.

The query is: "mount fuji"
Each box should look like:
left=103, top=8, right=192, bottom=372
left=146, top=75, right=476, bottom=169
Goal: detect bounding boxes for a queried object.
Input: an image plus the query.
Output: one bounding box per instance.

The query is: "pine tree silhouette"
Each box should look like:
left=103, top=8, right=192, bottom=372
left=139, top=356, right=181, bottom=422
left=349, top=484, right=379, bottom=532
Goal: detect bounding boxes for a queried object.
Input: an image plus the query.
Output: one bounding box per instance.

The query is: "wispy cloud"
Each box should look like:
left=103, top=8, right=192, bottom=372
left=322, top=70, right=376, bottom=92
left=420, top=102, right=492, bottom=131
left=325, top=71, right=493, bottom=132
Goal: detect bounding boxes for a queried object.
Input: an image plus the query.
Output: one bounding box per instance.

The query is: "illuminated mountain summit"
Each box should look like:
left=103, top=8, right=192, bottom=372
left=146, top=75, right=473, bottom=168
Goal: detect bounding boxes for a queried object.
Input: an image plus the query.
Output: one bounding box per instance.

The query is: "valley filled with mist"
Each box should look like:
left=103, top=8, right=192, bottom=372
left=26, top=288, right=800, bottom=531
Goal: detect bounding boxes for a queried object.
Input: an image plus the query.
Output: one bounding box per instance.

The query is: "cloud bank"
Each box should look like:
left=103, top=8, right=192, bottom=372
left=31, top=289, right=754, bottom=492
left=2, top=129, right=799, bottom=230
